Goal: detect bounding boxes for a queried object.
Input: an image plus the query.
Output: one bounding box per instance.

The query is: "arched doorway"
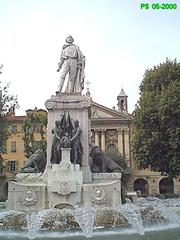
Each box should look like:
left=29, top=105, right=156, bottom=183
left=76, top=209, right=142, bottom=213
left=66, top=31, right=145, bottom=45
left=134, top=178, right=148, bottom=195
left=159, top=178, right=174, bottom=194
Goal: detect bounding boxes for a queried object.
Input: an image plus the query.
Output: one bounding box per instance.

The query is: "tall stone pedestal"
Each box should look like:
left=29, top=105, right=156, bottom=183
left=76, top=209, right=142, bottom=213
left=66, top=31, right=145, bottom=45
left=45, top=93, right=92, bottom=183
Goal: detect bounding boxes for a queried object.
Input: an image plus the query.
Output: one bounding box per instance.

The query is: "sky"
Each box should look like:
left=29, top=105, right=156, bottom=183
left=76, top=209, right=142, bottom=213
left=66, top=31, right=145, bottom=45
left=0, top=0, right=180, bottom=115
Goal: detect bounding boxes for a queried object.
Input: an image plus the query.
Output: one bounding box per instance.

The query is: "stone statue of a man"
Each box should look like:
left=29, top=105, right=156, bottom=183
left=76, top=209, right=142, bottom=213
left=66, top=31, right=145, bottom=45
left=57, top=35, right=85, bottom=94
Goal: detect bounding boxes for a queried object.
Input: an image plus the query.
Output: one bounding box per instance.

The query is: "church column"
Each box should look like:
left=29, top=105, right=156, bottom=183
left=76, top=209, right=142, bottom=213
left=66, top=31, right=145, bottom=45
left=117, top=128, right=123, bottom=155
left=101, top=129, right=106, bottom=151
left=124, top=128, right=130, bottom=166
left=94, top=129, right=99, bottom=147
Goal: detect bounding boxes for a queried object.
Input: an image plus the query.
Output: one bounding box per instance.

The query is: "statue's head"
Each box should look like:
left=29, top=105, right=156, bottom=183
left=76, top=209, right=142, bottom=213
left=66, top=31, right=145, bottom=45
left=74, top=120, right=79, bottom=127
left=90, top=145, right=102, bottom=158
left=65, top=35, right=74, bottom=43
left=55, top=120, right=61, bottom=127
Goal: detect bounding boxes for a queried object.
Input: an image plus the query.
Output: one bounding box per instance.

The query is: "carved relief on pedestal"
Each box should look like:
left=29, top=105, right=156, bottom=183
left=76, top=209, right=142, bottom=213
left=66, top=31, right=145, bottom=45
left=23, top=189, right=37, bottom=206
left=45, top=101, right=54, bottom=110
left=92, top=188, right=107, bottom=205
left=45, top=96, right=91, bottom=111
left=58, top=181, right=70, bottom=195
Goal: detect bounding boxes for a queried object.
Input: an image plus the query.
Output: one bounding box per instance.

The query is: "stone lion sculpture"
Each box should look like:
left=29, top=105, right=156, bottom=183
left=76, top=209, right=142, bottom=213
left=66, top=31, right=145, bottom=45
left=21, top=149, right=46, bottom=173
left=89, top=145, right=123, bottom=173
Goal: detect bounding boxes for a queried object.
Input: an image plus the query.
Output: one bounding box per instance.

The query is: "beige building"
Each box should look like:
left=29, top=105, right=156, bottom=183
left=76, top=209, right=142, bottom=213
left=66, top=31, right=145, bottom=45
left=0, top=114, right=25, bottom=200
left=0, top=89, right=179, bottom=200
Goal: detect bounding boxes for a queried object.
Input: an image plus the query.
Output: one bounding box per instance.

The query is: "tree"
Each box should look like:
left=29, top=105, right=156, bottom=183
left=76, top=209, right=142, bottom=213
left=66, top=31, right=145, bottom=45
left=0, top=66, right=19, bottom=173
left=23, top=109, right=47, bottom=158
left=132, top=59, right=180, bottom=178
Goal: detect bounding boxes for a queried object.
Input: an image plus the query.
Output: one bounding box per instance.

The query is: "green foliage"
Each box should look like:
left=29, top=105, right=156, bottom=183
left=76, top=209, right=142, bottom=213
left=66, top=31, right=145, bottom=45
left=132, top=59, right=180, bottom=178
left=0, top=79, right=19, bottom=160
left=0, top=72, right=19, bottom=176
left=23, top=109, right=47, bottom=158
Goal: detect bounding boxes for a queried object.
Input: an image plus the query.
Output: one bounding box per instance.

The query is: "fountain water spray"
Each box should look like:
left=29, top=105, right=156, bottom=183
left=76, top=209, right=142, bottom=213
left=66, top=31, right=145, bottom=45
left=117, top=203, right=145, bottom=237
left=72, top=207, right=95, bottom=239
left=145, top=197, right=180, bottom=225
left=26, top=209, right=54, bottom=239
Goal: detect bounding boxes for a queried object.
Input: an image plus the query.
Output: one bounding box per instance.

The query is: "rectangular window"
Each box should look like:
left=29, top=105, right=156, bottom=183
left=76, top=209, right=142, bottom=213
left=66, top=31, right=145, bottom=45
left=11, top=125, right=17, bottom=134
left=11, top=141, right=16, bottom=152
left=8, top=161, right=16, bottom=172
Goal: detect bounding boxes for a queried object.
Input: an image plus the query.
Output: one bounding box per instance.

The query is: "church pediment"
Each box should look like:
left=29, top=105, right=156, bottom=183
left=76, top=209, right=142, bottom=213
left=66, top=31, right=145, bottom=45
left=91, top=102, right=130, bottom=120
left=92, top=108, right=116, bottom=118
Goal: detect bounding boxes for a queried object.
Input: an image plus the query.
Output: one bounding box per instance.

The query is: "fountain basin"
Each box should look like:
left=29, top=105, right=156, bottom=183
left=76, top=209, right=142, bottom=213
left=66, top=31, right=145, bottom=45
left=1, top=197, right=180, bottom=239
left=0, top=225, right=180, bottom=240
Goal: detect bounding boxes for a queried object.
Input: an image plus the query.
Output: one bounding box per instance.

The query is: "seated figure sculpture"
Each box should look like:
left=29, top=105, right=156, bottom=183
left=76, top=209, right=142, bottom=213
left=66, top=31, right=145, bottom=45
left=21, top=149, right=46, bottom=173
left=89, top=145, right=123, bottom=173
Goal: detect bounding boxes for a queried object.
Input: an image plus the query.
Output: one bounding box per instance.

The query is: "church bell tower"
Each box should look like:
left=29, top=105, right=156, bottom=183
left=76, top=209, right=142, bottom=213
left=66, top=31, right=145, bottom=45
left=117, top=88, right=128, bottom=113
